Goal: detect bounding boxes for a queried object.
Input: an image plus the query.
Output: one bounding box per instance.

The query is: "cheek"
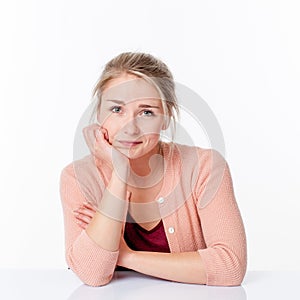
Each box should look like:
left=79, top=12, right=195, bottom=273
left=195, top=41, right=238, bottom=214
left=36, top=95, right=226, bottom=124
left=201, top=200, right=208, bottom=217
left=139, top=117, right=164, bottom=133
left=145, top=134, right=160, bottom=145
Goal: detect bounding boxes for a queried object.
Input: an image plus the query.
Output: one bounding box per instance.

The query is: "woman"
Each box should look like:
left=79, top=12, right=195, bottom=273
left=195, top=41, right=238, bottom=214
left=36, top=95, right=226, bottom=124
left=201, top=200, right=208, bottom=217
left=60, top=52, right=247, bottom=287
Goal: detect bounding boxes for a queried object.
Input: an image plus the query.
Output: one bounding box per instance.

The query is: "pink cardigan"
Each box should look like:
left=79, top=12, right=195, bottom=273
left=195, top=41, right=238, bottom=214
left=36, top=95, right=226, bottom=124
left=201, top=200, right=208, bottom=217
left=59, top=142, right=247, bottom=287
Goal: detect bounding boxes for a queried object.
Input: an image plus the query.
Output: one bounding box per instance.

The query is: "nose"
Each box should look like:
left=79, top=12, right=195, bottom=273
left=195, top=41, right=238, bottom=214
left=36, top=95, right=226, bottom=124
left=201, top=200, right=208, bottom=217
left=123, top=117, right=141, bottom=136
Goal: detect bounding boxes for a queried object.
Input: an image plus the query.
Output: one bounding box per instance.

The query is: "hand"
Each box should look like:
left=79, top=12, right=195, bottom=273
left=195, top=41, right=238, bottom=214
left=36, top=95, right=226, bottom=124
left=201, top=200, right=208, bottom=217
left=117, top=236, right=134, bottom=268
left=82, top=123, right=130, bottom=179
left=73, top=201, right=97, bottom=230
left=82, top=123, right=113, bottom=164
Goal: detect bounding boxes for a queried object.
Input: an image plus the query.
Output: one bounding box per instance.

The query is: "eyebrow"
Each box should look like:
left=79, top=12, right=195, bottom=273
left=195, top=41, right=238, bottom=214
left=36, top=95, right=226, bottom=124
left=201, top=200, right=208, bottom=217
left=106, top=99, right=160, bottom=109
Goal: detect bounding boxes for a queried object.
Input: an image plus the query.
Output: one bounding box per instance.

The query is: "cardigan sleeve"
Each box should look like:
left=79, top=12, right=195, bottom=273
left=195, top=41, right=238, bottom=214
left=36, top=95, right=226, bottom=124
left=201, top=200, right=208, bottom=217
left=59, top=162, right=119, bottom=286
left=195, top=149, right=247, bottom=286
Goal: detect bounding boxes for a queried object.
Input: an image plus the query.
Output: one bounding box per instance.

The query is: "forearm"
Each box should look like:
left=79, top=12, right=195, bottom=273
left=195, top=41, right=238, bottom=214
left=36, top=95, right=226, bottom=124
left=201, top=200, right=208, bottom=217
left=124, top=251, right=207, bottom=284
left=86, top=170, right=129, bottom=251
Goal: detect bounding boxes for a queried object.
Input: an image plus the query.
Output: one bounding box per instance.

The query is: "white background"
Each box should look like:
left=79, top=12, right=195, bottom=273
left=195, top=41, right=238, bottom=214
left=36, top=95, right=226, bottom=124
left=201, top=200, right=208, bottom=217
left=0, top=0, right=299, bottom=271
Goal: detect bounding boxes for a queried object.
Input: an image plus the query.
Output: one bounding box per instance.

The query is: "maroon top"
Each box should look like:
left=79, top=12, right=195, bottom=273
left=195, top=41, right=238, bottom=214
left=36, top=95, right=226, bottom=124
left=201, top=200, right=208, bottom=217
left=124, top=213, right=170, bottom=253
left=115, top=213, right=170, bottom=271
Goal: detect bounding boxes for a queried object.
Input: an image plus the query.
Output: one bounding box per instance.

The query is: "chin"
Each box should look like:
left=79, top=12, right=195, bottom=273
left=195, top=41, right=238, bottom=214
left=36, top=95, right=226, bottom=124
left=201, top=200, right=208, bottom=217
left=118, top=148, right=143, bottom=160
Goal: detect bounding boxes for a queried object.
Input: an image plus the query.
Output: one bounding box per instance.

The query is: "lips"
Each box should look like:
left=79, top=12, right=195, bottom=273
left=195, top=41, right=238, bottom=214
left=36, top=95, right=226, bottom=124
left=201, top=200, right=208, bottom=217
left=118, top=140, right=143, bottom=147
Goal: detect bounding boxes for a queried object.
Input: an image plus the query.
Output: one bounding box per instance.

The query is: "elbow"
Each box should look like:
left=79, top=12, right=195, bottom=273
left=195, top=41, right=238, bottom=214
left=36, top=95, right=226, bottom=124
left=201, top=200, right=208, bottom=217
left=64, top=232, right=119, bottom=287
left=216, top=258, right=247, bottom=287
left=228, top=248, right=247, bottom=286
left=205, top=264, right=246, bottom=287
left=66, top=253, right=115, bottom=287
left=79, top=271, right=114, bottom=287
left=200, top=247, right=247, bottom=286
left=222, top=268, right=246, bottom=286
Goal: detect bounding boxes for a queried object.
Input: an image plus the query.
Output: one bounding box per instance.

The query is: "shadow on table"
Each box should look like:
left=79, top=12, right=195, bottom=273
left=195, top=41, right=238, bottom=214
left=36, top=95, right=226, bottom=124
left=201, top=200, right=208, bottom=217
left=67, top=271, right=247, bottom=300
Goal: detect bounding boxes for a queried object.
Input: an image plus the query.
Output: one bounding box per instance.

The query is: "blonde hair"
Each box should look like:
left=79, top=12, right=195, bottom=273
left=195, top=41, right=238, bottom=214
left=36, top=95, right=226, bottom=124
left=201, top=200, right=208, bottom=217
left=90, top=52, right=179, bottom=141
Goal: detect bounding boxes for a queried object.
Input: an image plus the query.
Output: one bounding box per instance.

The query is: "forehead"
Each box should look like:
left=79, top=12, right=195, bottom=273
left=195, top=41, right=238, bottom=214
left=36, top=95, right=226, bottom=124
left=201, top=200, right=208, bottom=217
left=102, top=75, right=161, bottom=103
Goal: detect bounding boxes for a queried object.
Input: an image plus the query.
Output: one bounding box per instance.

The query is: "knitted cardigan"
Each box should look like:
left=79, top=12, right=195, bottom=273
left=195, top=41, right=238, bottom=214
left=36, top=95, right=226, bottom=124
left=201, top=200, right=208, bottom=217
left=60, top=142, right=247, bottom=286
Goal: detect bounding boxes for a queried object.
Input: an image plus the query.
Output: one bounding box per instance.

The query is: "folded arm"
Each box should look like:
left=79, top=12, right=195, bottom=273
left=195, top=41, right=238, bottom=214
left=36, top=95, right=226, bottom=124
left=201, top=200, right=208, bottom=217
left=60, top=162, right=127, bottom=287
left=118, top=238, right=207, bottom=284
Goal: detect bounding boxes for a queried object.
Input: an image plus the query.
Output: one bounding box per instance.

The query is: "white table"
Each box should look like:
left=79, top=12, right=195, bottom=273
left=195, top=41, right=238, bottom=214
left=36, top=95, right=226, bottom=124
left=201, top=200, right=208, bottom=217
left=1, top=269, right=299, bottom=300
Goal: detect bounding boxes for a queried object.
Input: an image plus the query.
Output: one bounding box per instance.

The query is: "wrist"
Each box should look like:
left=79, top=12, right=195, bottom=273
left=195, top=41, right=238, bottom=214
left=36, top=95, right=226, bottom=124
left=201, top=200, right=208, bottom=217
left=111, top=166, right=130, bottom=184
left=125, top=249, right=136, bottom=269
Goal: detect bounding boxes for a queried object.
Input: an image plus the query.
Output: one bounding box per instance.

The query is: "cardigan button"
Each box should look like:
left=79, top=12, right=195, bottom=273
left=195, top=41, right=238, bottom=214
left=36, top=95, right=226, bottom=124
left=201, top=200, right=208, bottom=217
left=157, top=197, right=165, bottom=204
left=168, top=227, right=175, bottom=234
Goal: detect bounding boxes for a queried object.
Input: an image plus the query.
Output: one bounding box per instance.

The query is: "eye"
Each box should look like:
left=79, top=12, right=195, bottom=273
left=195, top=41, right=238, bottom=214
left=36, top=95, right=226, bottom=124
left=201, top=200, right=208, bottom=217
left=110, top=106, right=122, bottom=113
left=141, top=110, right=154, bottom=117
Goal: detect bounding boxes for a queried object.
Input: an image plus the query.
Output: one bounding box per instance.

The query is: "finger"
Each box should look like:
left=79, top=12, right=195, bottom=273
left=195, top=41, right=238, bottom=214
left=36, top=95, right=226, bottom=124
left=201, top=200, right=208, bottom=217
left=75, top=213, right=92, bottom=224
left=97, top=128, right=109, bottom=143
left=90, top=127, right=100, bottom=145
left=82, top=124, right=98, bottom=140
left=82, top=201, right=97, bottom=211
left=76, top=219, right=87, bottom=230
left=83, top=124, right=101, bottom=150
left=100, top=128, right=108, bottom=140
left=92, top=125, right=111, bottom=147
left=82, top=205, right=96, bottom=216
left=100, top=127, right=112, bottom=145
left=76, top=207, right=95, bottom=218
left=80, top=206, right=97, bottom=216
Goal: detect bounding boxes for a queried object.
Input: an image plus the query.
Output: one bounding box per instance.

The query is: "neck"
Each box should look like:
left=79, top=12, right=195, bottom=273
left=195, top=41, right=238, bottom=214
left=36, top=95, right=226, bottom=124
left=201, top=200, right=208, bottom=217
left=129, top=142, right=162, bottom=177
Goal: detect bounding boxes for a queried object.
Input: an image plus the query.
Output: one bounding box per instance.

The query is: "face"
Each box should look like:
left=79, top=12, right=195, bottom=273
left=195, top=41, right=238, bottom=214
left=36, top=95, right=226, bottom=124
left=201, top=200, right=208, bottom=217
left=97, top=74, right=167, bottom=159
